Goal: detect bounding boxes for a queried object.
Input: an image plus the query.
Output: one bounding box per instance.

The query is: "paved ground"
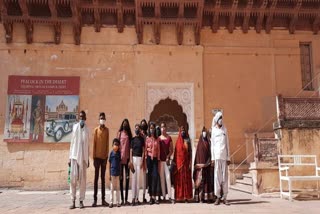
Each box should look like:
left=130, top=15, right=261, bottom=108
left=0, top=188, right=319, bottom=214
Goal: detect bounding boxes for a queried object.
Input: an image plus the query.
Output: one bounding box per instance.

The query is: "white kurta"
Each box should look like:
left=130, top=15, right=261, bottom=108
left=210, top=113, right=230, bottom=199
left=210, top=125, right=230, bottom=161
left=69, top=123, right=90, bottom=167
left=69, top=123, right=90, bottom=201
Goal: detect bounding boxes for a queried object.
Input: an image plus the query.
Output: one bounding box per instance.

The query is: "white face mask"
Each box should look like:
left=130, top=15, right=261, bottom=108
left=99, top=119, right=106, bottom=125
left=217, top=119, right=223, bottom=126
left=202, top=131, right=207, bottom=138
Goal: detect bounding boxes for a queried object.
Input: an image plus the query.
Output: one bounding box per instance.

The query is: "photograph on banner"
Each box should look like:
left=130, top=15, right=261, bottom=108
left=44, top=95, right=79, bottom=143
left=30, top=96, right=46, bottom=142
left=4, top=95, right=32, bottom=142
left=4, top=75, right=80, bottom=143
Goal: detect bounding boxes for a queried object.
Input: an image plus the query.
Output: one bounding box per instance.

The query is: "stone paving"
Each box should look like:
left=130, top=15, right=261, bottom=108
left=0, top=188, right=319, bottom=214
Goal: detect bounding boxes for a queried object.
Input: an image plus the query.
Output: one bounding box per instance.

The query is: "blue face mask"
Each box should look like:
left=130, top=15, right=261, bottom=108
left=80, top=120, right=85, bottom=126
left=181, top=131, right=186, bottom=138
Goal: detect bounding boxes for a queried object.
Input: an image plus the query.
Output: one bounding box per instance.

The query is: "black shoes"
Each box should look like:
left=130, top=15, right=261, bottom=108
left=69, top=200, right=76, bottom=209
left=92, top=200, right=97, bottom=207
left=102, top=200, right=109, bottom=206
left=169, top=198, right=175, bottom=204
left=149, top=198, right=155, bottom=205
left=79, top=201, right=84, bottom=209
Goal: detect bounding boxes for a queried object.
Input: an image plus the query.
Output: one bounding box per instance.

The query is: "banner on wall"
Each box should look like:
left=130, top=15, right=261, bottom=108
left=4, top=76, right=80, bottom=143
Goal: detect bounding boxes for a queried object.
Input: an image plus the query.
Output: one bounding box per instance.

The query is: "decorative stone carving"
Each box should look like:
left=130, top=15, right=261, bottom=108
left=146, top=83, right=194, bottom=139
left=176, top=23, right=184, bottom=45
left=73, top=24, right=81, bottom=45
left=25, top=22, right=33, bottom=44
left=3, top=22, right=13, bottom=43
left=54, top=23, right=61, bottom=44
left=153, top=22, right=161, bottom=45
left=2, top=0, right=320, bottom=44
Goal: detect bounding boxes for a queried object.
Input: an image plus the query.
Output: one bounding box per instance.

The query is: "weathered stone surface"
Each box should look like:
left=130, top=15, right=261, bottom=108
left=0, top=25, right=319, bottom=189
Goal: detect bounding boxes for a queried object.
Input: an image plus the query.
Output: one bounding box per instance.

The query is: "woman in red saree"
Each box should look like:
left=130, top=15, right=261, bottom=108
left=173, top=126, right=193, bottom=202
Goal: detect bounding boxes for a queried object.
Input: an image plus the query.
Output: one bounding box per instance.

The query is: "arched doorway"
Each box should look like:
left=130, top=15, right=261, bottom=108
left=145, top=82, right=194, bottom=140
left=150, top=98, right=188, bottom=133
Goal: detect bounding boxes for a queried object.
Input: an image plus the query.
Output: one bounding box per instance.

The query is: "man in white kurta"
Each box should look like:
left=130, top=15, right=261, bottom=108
left=210, top=111, right=230, bottom=205
left=69, top=111, right=90, bottom=209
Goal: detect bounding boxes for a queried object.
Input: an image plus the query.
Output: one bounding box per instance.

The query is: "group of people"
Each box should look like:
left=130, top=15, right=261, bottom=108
left=68, top=110, right=230, bottom=209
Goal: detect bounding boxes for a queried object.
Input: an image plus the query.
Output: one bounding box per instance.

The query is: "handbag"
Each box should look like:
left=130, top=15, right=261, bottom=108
left=194, top=160, right=211, bottom=189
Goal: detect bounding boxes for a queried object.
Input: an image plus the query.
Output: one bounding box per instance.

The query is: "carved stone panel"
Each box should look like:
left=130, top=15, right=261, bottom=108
left=146, top=83, right=194, bottom=139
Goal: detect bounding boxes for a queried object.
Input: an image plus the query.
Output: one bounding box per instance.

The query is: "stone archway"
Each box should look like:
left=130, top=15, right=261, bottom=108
left=145, top=82, right=194, bottom=140
left=150, top=98, right=188, bottom=133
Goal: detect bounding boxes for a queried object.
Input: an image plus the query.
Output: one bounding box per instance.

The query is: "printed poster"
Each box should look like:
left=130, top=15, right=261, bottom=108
left=4, top=76, right=80, bottom=143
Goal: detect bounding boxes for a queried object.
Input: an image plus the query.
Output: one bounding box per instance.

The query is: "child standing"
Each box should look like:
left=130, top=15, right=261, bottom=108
left=109, top=138, right=121, bottom=208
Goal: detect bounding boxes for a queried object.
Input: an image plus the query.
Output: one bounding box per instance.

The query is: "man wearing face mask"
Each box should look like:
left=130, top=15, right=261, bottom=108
left=92, top=112, right=109, bottom=207
left=210, top=111, right=231, bottom=206
left=69, top=110, right=90, bottom=209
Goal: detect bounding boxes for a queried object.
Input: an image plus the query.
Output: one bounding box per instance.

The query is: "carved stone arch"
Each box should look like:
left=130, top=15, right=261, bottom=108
left=146, top=83, right=194, bottom=140
left=150, top=98, right=188, bottom=133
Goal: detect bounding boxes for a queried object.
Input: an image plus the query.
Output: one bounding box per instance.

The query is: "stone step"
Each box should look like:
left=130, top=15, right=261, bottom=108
left=236, top=178, right=252, bottom=186
left=243, top=173, right=252, bottom=178
left=230, top=183, right=253, bottom=194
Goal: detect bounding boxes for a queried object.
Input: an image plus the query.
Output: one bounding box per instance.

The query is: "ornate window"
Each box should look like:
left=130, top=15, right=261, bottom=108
left=300, top=42, right=313, bottom=91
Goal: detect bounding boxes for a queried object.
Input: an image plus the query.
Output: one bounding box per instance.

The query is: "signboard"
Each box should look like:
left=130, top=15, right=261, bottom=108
left=4, top=76, right=80, bottom=143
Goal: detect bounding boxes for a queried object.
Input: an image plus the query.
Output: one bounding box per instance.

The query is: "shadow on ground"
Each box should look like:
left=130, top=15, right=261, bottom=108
left=228, top=199, right=270, bottom=205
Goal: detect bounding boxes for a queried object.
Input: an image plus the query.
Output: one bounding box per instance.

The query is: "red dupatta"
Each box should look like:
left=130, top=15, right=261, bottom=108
left=174, top=128, right=190, bottom=172
left=173, top=127, right=193, bottom=201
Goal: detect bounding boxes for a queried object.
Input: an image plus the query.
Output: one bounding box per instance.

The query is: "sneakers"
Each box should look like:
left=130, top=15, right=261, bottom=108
left=79, top=201, right=84, bottom=209
left=69, top=200, right=76, bottom=209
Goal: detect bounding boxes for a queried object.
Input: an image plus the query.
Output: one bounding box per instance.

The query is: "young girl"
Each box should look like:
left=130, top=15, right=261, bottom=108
left=145, top=122, right=160, bottom=205
left=117, top=119, right=132, bottom=205
left=130, top=124, right=145, bottom=206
